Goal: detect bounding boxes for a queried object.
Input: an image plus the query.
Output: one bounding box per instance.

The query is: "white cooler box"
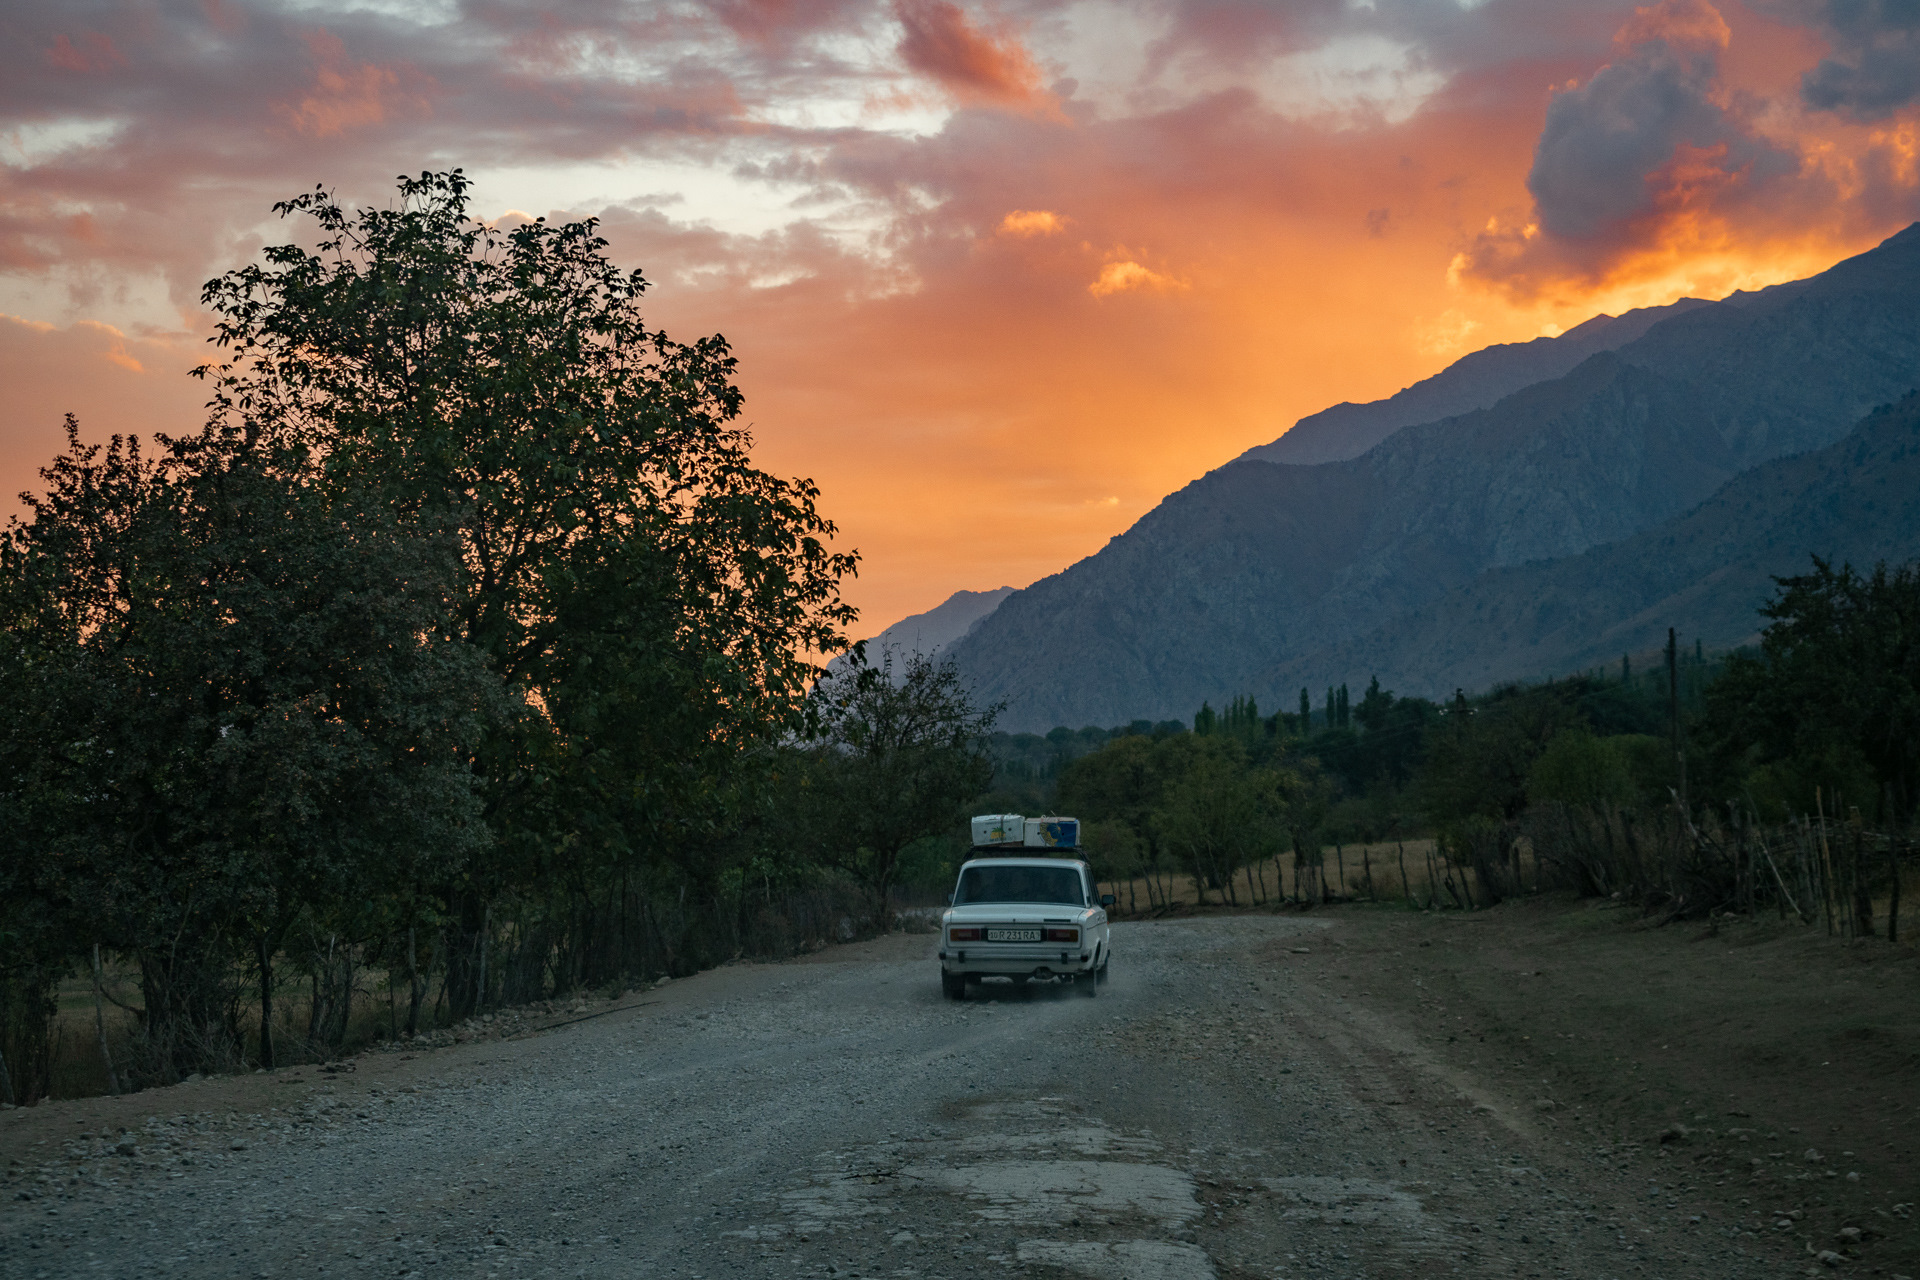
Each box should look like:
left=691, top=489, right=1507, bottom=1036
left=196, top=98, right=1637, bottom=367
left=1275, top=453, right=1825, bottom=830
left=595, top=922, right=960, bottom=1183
left=970, top=814, right=1026, bottom=847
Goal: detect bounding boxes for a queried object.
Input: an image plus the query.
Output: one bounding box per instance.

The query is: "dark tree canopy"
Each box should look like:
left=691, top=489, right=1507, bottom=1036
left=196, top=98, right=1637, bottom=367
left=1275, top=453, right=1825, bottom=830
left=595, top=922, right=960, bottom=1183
left=790, top=649, right=997, bottom=920
left=0, top=172, right=865, bottom=1090
left=1703, top=558, right=1920, bottom=822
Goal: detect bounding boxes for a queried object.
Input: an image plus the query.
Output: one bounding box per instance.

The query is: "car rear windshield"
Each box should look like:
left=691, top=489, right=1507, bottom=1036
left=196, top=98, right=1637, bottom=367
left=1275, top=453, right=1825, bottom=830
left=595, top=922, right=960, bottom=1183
left=954, top=865, right=1085, bottom=906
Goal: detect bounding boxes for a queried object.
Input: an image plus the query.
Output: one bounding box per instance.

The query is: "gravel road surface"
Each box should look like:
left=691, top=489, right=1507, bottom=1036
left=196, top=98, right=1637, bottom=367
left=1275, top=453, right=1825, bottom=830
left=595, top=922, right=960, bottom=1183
left=2, top=916, right=1796, bottom=1279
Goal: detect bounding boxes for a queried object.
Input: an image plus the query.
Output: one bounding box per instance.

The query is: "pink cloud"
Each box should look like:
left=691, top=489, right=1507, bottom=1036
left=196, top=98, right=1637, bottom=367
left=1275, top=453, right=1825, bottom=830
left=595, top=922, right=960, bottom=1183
left=276, top=30, right=434, bottom=138
left=46, top=32, right=128, bottom=74
left=894, top=0, right=1051, bottom=111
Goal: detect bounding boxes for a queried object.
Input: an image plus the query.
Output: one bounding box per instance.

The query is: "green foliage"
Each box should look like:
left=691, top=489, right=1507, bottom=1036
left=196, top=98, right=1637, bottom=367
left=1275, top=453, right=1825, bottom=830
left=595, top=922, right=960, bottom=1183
left=1081, top=819, right=1145, bottom=888
left=1418, top=684, right=1589, bottom=830
left=1527, top=731, right=1666, bottom=810
left=1152, top=738, right=1288, bottom=897
left=786, top=649, right=996, bottom=920
left=1025, top=564, right=1917, bottom=919
left=1701, top=558, right=1920, bottom=822
left=195, top=171, right=856, bottom=869
left=0, top=172, right=867, bottom=1090
left=1059, top=730, right=1312, bottom=904
left=0, top=419, right=498, bottom=1078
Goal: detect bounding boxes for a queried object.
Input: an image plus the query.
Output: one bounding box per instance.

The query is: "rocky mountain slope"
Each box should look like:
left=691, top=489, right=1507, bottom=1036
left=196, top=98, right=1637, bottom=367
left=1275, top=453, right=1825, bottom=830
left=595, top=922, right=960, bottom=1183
left=1244, top=296, right=1711, bottom=466
left=832, top=586, right=1012, bottom=676
left=1270, top=392, right=1920, bottom=698
left=946, top=225, right=1920, bottom=730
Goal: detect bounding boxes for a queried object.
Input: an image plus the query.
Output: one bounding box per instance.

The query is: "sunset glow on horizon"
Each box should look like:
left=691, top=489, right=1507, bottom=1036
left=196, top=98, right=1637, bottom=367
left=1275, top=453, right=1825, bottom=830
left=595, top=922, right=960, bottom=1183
left=4, top=0, right=1917, bottom=635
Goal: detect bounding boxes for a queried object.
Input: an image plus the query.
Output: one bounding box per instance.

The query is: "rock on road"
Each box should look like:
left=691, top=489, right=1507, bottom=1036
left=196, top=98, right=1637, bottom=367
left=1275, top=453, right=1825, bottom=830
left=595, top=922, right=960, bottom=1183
left=1, top=916, right=1786, bottom=1279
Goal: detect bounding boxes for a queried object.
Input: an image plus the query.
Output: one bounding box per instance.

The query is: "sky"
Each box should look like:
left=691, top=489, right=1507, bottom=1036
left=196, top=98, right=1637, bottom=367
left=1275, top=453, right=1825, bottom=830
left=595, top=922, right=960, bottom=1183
left=3, top=0, right=1918, bottom=635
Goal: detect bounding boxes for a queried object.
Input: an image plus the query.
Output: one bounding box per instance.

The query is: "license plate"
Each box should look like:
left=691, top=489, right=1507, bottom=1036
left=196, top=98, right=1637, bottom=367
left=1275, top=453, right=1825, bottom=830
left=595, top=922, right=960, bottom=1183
left=987, top=928, right=1040, bottom=942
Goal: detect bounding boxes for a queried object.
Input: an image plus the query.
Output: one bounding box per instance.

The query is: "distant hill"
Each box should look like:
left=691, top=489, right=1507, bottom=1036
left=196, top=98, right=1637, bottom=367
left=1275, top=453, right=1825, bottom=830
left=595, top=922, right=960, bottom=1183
left=1269, top=392, right=1920, bottom=698
left=945, top=225, right=1920, bottom=730
left=837, top=586, right=1013, bottom=672
left=1243, top=297, right=1712, bottom=466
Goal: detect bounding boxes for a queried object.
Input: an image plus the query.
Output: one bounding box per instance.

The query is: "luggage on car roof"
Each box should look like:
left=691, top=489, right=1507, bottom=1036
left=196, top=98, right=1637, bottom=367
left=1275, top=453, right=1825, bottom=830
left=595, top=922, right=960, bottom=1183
left=1023, top=816, right=1078, bottom=849
left=970, top=813, right=1025, bottom=847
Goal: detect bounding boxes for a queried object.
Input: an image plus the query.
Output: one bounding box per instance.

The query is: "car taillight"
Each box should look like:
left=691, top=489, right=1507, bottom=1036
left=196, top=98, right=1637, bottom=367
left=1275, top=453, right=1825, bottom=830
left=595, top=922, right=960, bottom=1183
left=1043, top=928, right=1079, bottom=943
left=949, top=927, right=983, bottom=942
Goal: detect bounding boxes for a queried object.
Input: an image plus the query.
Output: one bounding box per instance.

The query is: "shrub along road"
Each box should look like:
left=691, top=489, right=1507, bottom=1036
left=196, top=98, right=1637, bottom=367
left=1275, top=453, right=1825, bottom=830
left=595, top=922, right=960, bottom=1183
left=1, top=908, right=1910, bottom=1279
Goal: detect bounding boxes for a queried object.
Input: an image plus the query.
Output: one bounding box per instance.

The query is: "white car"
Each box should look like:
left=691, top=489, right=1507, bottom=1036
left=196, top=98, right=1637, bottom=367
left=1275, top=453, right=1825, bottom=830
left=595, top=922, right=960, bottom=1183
left=938, top=857, right=1113, bottom=999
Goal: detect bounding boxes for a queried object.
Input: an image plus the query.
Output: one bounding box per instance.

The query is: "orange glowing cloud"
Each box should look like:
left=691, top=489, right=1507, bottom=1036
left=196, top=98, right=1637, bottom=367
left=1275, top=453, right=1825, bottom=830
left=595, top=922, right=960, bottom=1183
left=276, top=31, right=432, bottom=138
left=1613, top=0, right=1730, bottom=56
left=998, top=209, right=1066, bottom=236
left=1087, top=259, right=1185, bottom=297
left=894, top=0, right=1050, bottom=112
left=1453, top=0, right=1852, bottom=303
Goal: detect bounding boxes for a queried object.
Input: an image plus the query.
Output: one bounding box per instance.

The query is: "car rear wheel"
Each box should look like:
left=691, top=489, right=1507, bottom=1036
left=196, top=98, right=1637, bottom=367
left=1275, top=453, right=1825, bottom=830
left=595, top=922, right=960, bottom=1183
left=942, top=971, right=966, bottom=1000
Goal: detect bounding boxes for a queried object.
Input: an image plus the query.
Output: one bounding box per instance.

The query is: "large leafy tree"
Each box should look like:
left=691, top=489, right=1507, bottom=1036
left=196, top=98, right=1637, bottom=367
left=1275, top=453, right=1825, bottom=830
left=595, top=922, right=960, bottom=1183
left=0, top=420, right=497, bottom=1078
left=194, top=171, right=857, bottom=1005
left=196, top=170, right=852, bottom=716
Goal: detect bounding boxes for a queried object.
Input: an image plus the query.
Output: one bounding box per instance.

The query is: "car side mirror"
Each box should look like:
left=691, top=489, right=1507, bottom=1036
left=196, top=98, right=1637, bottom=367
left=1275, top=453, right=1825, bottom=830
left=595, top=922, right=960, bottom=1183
left=1100, top=894, right=1116, bottom=907
left=945, top=893, right=953, bottom=906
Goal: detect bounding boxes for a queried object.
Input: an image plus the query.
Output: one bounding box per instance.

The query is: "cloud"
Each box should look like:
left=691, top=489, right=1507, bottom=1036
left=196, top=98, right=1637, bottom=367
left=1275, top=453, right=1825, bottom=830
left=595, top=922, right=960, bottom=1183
left=1455, top=0, right=1838, bottom=297
left=275, top=30, right=434, bottom=138
left=711, top=0, right=866, bottom=49
left=893, top=0, right=1050, bottom=110
left=1087, top=258, right=1184, bottom=295
left=1610, top=0, right=1730, bottom=52
left=1795, top=0, right=1920, bottom=121
left=998, top=208, right=1066, bottom=235
left=46, top=32, right=128, bottom=74
left=1415, top=307, right=1482, bottom=356
left=1528, top=0, right=1753, bottom=240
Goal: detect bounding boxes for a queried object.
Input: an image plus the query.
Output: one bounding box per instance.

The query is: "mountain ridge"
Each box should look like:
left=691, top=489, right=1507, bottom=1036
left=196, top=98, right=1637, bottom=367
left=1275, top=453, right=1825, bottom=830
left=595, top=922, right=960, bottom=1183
left=834, top=586, right=1012, bottom=675
left=1244, top=296, right=1714, bottom=466
left=946, top=224, right=1920, bottom=731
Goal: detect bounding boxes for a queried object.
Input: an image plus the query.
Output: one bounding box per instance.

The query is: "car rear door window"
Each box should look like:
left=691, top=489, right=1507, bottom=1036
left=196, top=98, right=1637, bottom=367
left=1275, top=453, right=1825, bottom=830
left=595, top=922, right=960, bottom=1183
left=954, top=866, right=1086, bottom=906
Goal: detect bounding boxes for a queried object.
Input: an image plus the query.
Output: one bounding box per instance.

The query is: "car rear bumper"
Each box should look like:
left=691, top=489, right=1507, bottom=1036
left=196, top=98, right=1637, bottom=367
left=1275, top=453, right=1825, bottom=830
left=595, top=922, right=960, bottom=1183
left=940, top=946, right=1096, bottom=977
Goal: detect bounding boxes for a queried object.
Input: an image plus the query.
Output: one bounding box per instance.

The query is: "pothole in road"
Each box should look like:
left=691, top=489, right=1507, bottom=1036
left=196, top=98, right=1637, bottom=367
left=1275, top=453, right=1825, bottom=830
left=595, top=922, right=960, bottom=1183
left=761, top=1100, right=1216, bottom=1277
left=919, top=1158, right=1199, bottom=1226
left=1018, top=1238, right=1215, bottom=1279
left=748, top=1098, right=1446, bottom=1278
left=1260, top=1175, right=1432, bottom=1231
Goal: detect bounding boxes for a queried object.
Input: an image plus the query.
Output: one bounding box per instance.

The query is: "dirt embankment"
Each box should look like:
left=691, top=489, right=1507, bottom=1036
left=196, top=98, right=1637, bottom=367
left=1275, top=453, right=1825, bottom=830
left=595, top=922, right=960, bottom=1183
left=1297, top=894, right=1920, bottom=1275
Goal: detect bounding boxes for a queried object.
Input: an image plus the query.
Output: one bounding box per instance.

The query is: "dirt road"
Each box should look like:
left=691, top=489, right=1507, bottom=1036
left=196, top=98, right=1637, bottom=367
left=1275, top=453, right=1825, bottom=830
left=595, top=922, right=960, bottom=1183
left=0, top=913, right=1893, bottom=1279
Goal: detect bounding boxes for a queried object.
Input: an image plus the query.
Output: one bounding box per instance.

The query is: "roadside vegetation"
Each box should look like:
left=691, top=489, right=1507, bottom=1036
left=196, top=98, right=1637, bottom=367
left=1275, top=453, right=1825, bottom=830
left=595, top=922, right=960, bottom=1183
left=977, top=560, right=1917, bottom=950
left=0, top=173, right=988, bottom=1104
